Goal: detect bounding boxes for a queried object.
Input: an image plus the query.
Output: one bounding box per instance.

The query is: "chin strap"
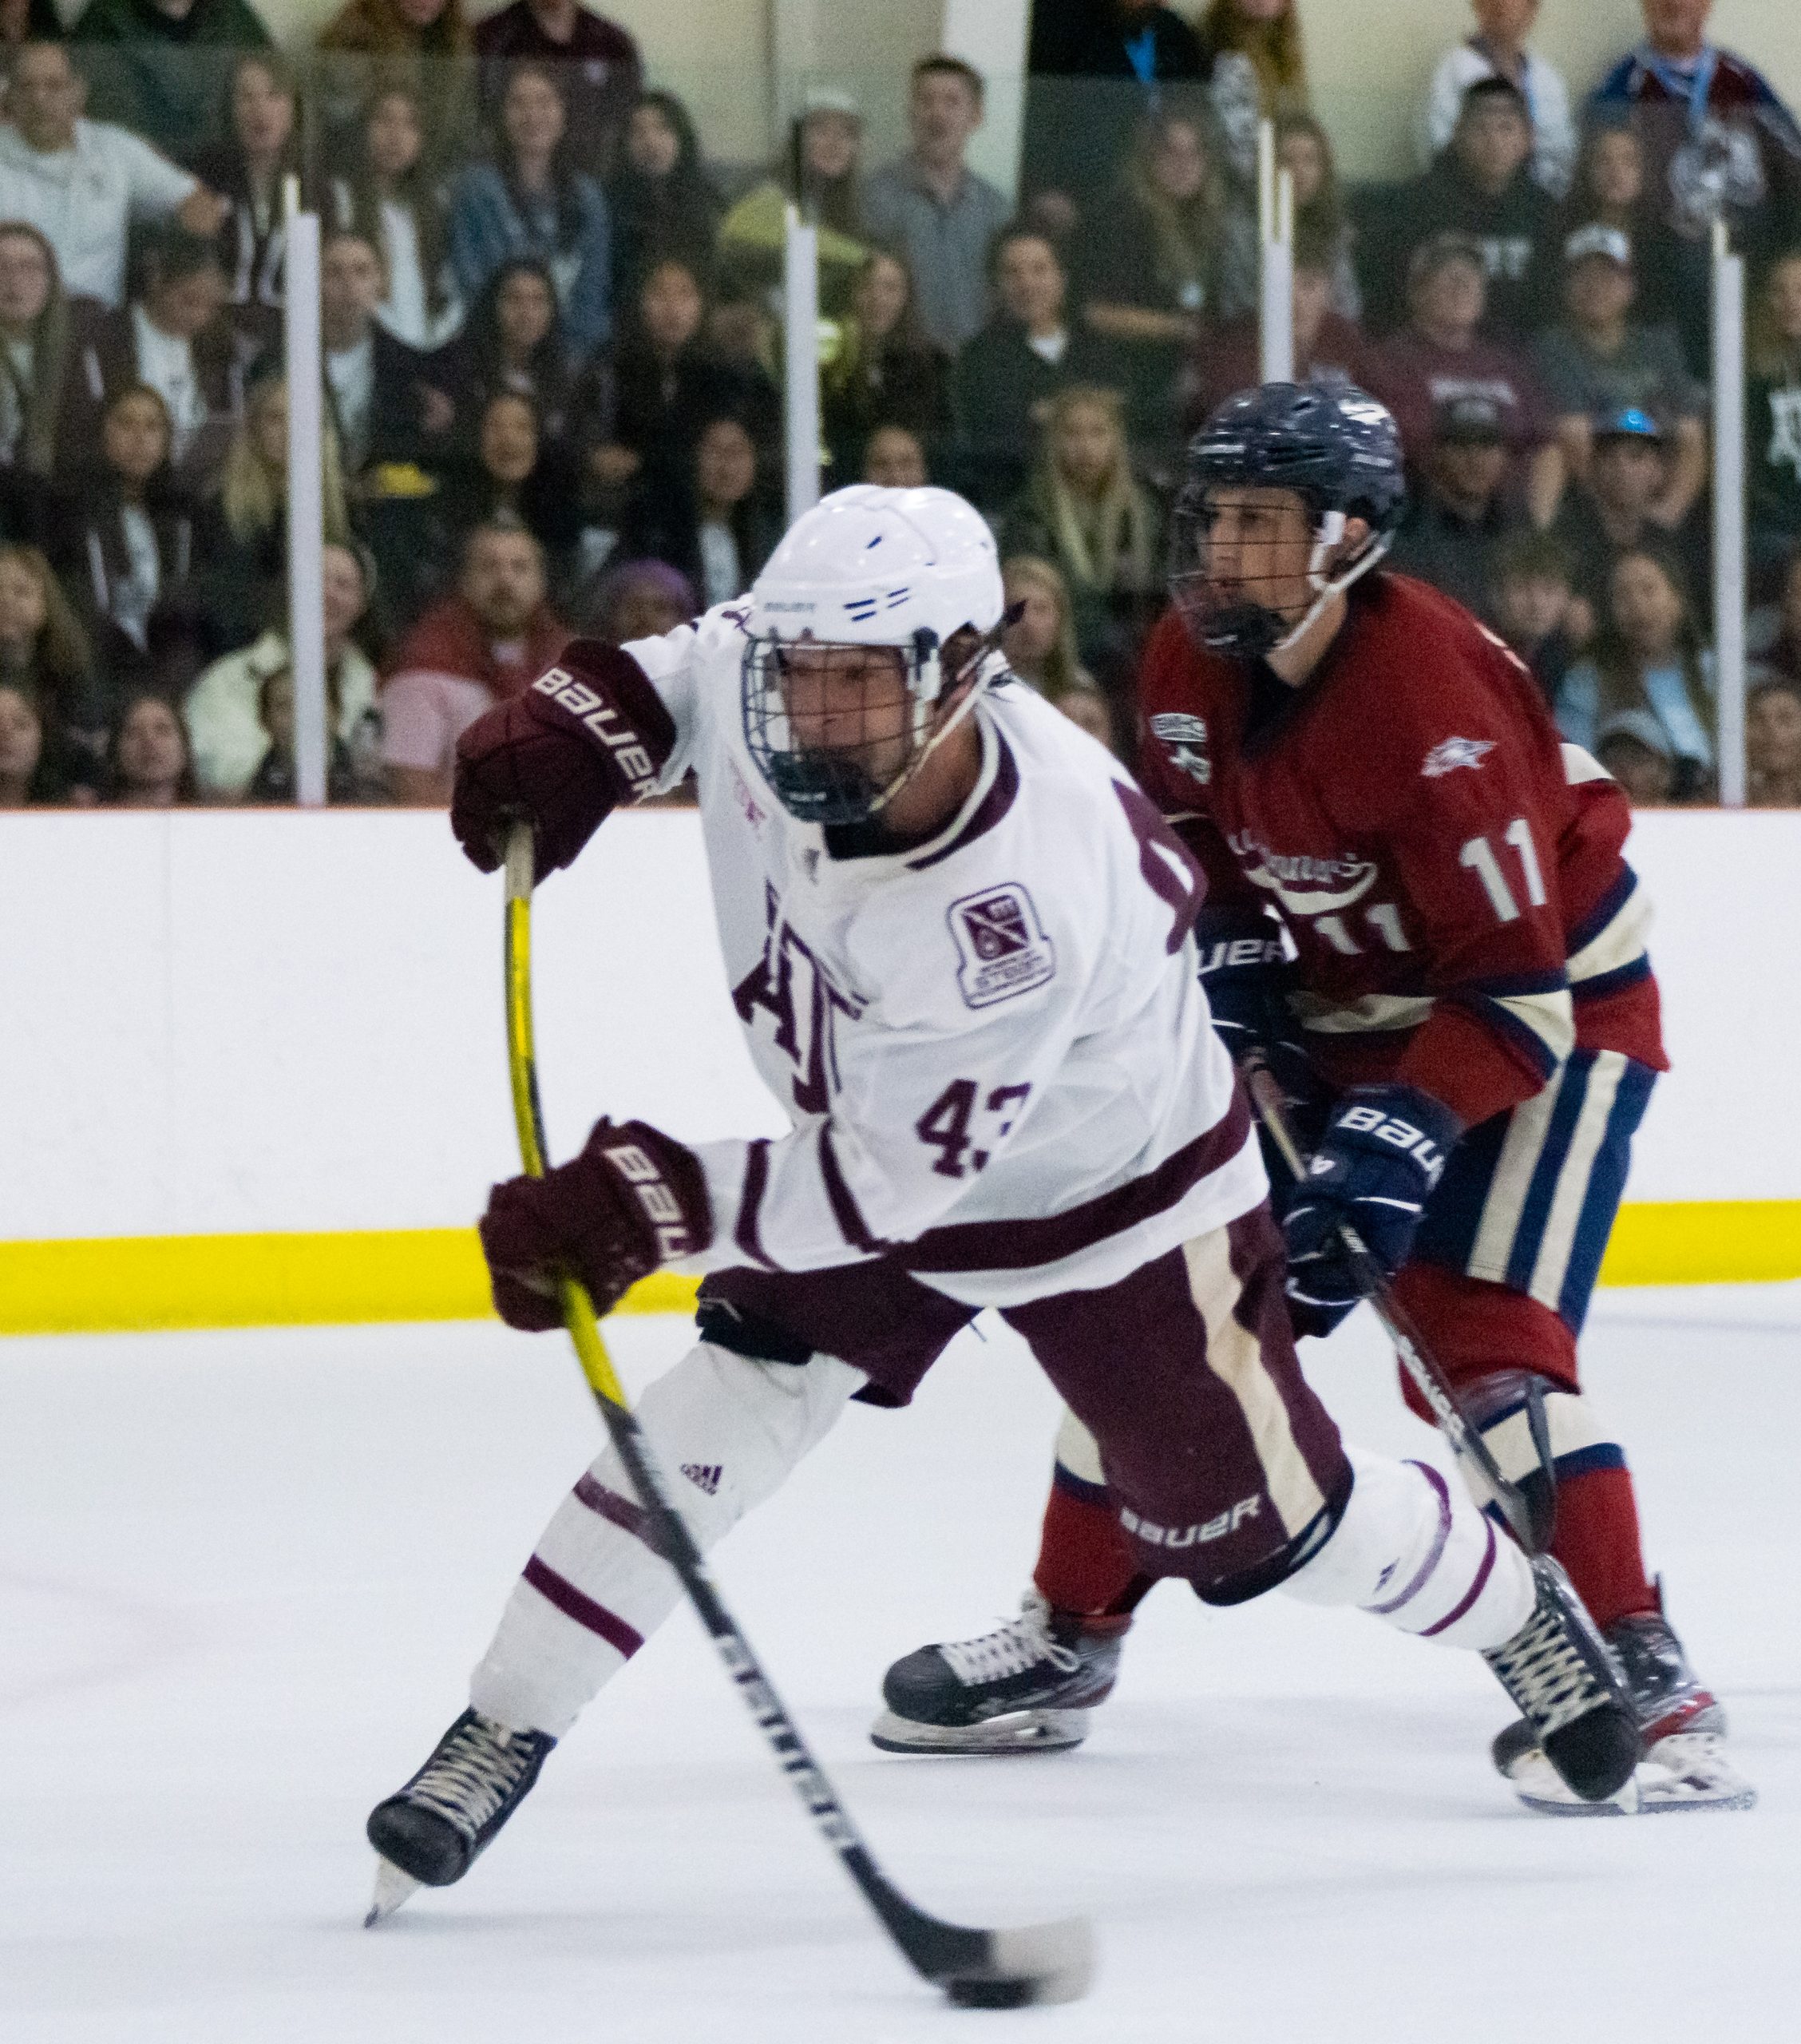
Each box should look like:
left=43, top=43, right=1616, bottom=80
left=869, top=606, right=1023, bottom=818
left=1270, top=513, right=1393, bottom=656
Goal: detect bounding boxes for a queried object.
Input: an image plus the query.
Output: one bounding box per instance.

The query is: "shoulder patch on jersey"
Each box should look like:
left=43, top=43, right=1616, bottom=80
left=1150, top=711, right=1212, bottom=786
left=946, top=884, right=1056, bottom=1009
left=1422, top=735, right=1495, bottom=778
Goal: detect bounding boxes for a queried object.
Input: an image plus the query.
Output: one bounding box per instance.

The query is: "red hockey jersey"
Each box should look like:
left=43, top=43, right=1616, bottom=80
left=1136, top=572, right=1666, bottom=1131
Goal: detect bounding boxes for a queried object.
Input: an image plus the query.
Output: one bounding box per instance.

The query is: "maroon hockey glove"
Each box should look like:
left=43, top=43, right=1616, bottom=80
left=451, top=642, right=678, bottom=878
left=478, top=1118, right=714, bottom=1329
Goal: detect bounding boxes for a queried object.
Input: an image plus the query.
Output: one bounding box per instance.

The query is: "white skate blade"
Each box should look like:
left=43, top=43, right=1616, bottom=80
left=364, top=1856, right=422, bottom=1927
left=1505, top=1732, right=1755, bottom=1816
left=869, top=1706, right=1092, bottom=1756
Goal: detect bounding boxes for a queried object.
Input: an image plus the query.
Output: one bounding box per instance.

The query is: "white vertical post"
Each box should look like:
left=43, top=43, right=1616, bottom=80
left=783, top=203, right=821, bottom=525
left=1712, top=218, right=1747, bottom=810
left=283, top=177, right=327, bottom=808
left=1258, top=123, right=1295, bottom=386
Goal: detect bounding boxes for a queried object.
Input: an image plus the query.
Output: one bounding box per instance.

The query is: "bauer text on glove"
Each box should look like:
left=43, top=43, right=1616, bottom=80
left=1280, top=1084, right=1462, bottom=1334
left=451, top=641, right=678, bottom=878
left=478, top=1118, right=714, bottom=1328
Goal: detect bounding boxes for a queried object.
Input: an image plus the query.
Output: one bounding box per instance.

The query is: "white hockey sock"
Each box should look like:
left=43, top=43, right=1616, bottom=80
left=469, top=1342, right=862, bottom=1737
left=1280, top=1447, right=1534, bottom=1650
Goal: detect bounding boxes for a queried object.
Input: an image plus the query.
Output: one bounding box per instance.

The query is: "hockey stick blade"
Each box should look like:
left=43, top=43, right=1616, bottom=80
left=912, top=1908, right=1096, bottom=2008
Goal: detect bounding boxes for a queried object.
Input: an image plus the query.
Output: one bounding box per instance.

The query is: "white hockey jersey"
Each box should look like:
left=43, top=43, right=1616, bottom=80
left=560, top=604, right=1265, bottom=1308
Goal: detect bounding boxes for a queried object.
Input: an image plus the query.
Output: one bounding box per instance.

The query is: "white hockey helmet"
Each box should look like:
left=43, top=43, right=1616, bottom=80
left=741, top=485, right=1007, bottom=825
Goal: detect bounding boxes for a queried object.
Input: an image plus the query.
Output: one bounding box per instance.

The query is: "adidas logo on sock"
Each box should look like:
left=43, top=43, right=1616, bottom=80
left=680, top=1463, right=722, bottom=1496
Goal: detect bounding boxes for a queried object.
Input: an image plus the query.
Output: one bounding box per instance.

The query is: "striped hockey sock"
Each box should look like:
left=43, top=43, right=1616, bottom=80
left=469, top=1342, right=861, bottom=1738
left=1476, top=1383, right=1657, bottom=1630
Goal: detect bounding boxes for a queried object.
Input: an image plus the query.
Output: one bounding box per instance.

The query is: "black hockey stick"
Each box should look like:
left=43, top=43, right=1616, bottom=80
left=1241, top=1056, right=1553, bottom=1555
left=500, top=822, right=1092, bottom=2009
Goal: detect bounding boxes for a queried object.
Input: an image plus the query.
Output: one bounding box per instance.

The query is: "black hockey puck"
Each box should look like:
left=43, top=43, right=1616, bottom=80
left=945, top=1976, right=1037, bottom=2010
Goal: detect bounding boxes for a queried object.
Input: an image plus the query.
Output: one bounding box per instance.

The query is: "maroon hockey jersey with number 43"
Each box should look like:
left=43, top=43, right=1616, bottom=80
left=1135, top=572, right=1667, bottom=1131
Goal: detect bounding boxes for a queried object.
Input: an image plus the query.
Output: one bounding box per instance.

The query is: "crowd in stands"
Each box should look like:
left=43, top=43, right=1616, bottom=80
left=1, top=0, right=1800, bottom=813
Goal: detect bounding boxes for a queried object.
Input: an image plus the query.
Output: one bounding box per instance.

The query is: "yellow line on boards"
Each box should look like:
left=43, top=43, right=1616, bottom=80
left=0, top=1203, right=1796, bottom=1337
left=0, top=1230, right=701, bottom=1337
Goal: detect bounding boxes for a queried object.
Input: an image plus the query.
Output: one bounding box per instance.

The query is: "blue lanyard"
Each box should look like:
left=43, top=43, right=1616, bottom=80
left=1123, top=26, right=1157, bottom=86
left=1637, top=43, right=1720, bottom=139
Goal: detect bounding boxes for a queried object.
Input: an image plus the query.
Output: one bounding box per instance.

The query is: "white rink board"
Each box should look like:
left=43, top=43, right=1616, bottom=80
left=0, top=1292, right=1795, bottom=2043
left=1, top=806, right=1798, bottom=1243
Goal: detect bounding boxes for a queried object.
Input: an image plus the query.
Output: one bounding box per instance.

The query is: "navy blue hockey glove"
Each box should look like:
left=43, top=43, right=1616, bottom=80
left=1280, top=1083, right=1462, bottom=1336
left=1196, top=909, right=1319, bottom=1111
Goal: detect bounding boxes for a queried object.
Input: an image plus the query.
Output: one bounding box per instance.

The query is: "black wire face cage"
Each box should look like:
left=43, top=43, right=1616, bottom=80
left=1167, top=485, right=1333, bottom=660
left=741, top=631, right=939, bottom=826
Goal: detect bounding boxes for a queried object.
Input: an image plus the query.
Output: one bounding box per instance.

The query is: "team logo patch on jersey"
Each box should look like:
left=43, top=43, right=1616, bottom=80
left=947, top=885, right=1056, bottom=1008
left=1422, top=736, right=1495, bottom=778
left=1150, top=711, right=1211, bottom=786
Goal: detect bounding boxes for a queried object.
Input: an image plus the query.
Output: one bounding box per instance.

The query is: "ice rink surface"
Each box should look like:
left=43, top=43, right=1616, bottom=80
left=2, top=1286, right=1795, bottom=2044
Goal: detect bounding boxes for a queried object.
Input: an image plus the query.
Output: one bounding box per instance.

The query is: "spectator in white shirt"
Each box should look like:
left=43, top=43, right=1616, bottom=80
left=0, top=42, right=225, bottom=309
left=185, top=541, right=380, bottom=798
left=1422, top=0, right=1576, bottom=199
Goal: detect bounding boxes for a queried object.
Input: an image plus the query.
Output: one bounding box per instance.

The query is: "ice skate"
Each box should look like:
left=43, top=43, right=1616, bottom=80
left=364, top=1708, right=556, bottom=1919
left=1480, top=1555, right=1641, bottom=1806
left=871, top=1590, right=1126, bottom=1755
left=1491, top=1590, right=1755, bottom=1815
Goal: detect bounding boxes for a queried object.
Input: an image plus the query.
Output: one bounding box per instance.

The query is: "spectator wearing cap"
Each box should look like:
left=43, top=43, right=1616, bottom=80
left=1182, top=230, right=1376, bottom=432
left=1593, top=707, right=1677, bottom=805
left=718, top=90, right=869, bottom=311
left=1494, top=527, right=1580, bottom=704
left=1533, top=223, right=1707, bottom=528
left=1366, top=232, right=1562, bottom=527
left=1021, top=1, right=1261, bottom=231
left=570, top=553, right=695, bottom=644
left=69, top=0, right=274, bottom=167
left=1379, top=76, right=1558, bottom=340
left=1592, top=0, right=1801, bottom=267
left=381, top=517, right=568, bottom=805
left=1748, top=249, right=1801, bottom=594
left=1388, top=393, right=1525, bottom=625
left=1421, top=2, right=1576, bottom=199
left=1558, top=543, right=1716, bottom=801
left=862, top=56, right=1010, bottom=357
left=475, top=0, right=642, bottom=181
left=1555, top=123, right=1699, bottom=362
left=951, top=222, right=1118, bottom=515
left=0, top=42, right=228, bottom=310
left=1551, top=406, right=1708, bottom=628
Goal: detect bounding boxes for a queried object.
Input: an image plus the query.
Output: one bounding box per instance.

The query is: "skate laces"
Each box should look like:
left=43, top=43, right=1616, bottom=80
left=939, top=1601, right=1081, bottom=1689
left=405, top=1713, right=536, bottom=1838
left=1485, top=1590, right=1613, bottom=1743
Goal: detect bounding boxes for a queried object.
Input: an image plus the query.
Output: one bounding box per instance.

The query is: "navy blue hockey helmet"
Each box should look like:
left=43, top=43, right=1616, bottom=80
left=1170, top=382, right=1407, bottom=657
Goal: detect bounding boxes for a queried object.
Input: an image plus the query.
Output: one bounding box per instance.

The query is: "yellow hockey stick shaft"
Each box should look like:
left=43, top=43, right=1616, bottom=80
left=502, top=824, right=629, bottom=1410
